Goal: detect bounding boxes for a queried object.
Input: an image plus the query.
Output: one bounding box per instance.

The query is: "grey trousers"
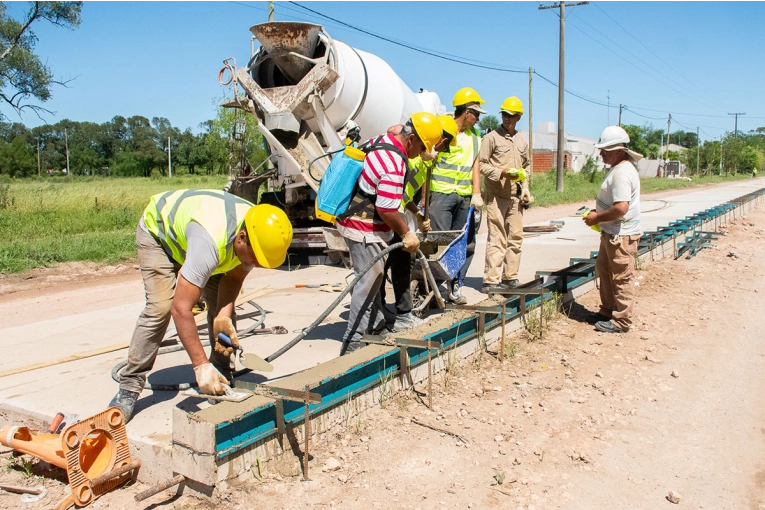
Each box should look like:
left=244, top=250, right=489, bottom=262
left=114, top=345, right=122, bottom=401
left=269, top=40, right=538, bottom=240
left=119, top=225, right=233, bottom=393
left=341, top=238, right=387, bottom=351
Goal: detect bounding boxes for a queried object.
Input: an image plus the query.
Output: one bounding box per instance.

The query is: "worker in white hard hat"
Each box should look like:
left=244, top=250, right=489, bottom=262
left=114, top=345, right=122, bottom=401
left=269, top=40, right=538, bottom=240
left=582, top=125, right=643, bottom=334
left=479, top=96, right=530, bottom=294
left=428, top=87, right=485, bottom=305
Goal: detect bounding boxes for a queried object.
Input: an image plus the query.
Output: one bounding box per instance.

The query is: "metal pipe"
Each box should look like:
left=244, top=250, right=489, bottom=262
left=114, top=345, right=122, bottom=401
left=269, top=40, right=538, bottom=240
left=134, top=474, right=185, bottom=502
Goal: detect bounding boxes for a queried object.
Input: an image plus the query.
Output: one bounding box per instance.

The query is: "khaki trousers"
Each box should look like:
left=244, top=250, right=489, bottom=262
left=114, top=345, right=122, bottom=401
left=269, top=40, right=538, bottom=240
left=596, top=233, right=641, bottom=331
left=119, top=225, right=233, bottom=393
left=483, top=194, right=524, bottom=284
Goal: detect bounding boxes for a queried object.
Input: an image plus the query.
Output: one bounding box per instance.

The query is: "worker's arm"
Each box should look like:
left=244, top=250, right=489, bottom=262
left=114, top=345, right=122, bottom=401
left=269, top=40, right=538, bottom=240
left=405, top=201, right=419, bottom=215
left=215, top=264, right=251, bottom=319
left=584, top=202, right=628, bottom=226
left=520, top=138, right=531, bottom=191
left=171, top=275, right=207, bottom=368
left=378, top=209, right=410, bottom=238
left=471, top=154, right=481, bottom=191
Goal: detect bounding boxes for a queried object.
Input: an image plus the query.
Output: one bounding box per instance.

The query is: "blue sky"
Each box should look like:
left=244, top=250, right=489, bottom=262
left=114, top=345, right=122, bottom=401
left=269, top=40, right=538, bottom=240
left=9, top=1, right=765, bottom=142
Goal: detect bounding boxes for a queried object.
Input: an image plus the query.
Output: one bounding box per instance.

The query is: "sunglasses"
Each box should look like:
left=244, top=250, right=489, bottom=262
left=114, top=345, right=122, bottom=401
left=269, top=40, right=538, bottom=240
left=468, top=109, right=482, bottom=117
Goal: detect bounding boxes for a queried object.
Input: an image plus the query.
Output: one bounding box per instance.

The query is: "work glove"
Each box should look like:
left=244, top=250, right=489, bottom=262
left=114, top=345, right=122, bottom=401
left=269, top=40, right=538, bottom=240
left=213, top=316, right=238, bottom=357
left=194, top=362, right=230, bottom=396
left=520, top=188, right=531, bottom=204
left=508, top=168, right=527, bottom=182
left=420, top=149, right=437, bottom=162
left=470, top=193, right=484, bottom=209
left=401, top=230, right=421, bottom=254
left=416, top=211, right=431, bottom=234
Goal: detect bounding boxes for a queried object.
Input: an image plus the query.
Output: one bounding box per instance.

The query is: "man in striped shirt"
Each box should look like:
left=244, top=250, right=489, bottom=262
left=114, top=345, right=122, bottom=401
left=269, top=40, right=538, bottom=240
left=338, top=112, right=442, bottom=356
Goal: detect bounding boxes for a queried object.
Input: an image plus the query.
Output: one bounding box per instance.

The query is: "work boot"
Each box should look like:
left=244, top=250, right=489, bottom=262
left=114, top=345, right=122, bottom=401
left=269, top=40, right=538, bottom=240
left=108, top=389, right=140, bottom=423
left=391, top=312, right=424, bottom=333
left=481, top=282, right=509, bottom=294
left=595, top=320, right=627, bottom=334
left=501, top=279, right=520, bottom=289
left=585, top=312, right=612, bottom=325
left=448, top=281, right=468, bottom=306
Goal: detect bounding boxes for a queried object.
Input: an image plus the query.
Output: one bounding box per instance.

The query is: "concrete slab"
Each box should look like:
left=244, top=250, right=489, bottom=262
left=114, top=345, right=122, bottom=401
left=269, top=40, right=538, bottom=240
left=1, top=179, right=763, bottom=483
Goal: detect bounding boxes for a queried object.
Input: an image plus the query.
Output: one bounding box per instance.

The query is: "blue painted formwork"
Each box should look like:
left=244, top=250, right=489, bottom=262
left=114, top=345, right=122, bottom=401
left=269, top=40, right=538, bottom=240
left=209, top=186, right=765, bottom=461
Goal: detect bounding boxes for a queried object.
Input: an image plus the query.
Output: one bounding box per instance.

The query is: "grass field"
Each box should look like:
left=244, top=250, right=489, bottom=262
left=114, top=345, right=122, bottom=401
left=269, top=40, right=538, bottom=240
left=0, top=171, right=752, bottom=274
left=0, top=175, right=227, bottom=274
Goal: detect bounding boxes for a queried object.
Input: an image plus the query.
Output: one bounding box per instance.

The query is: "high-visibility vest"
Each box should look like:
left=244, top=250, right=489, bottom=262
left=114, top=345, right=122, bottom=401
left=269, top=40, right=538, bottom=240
left=401, top=157, right=430, bottom=208
left=430, top=126, right=481, bottom=196
left=142, top=189, right=253, bottom=275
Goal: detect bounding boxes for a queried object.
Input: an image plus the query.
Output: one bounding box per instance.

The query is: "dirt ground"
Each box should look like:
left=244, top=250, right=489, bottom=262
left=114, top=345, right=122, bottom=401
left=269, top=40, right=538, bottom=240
left=2, top=194, right=764, bottom=510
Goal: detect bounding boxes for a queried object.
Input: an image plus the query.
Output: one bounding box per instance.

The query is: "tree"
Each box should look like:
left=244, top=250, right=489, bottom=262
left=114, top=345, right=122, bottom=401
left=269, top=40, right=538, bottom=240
left=478, top=115, right=500, bottom=133
left=0, top=1, right=83, bottom=119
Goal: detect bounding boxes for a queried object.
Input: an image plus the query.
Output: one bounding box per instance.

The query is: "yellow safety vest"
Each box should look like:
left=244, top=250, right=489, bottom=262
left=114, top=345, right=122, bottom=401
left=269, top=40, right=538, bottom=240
left=431, top=126, right=481, bottom=196
left=401, top=157, right=430, bottom=208
left=143, top=189, right=253, bottom=275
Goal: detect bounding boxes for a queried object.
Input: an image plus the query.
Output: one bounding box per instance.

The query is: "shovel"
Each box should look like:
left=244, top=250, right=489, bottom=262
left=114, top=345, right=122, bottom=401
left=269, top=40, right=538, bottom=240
left=217, top=333, right=274, bottom=372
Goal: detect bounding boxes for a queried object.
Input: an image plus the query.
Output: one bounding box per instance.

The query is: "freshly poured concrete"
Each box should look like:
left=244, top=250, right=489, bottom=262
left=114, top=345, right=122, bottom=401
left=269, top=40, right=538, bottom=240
left=1, top=178, right=762, bottom=481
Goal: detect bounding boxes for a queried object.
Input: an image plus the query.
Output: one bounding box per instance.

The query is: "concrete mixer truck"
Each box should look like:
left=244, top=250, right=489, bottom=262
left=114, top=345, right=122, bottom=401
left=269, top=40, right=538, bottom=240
left=220, top=21, right=445, bottom=260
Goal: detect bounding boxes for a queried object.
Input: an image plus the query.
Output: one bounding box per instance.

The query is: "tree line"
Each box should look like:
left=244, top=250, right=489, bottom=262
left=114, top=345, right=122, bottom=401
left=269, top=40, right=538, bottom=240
left=0, top=108, right=268, bottom=178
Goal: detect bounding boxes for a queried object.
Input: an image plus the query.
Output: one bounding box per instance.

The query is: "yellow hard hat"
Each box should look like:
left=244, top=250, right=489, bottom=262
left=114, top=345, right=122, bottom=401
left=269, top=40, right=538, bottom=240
left=438, top=115, right=458, bottom=147
left=453, top=87, right=485, bottom=107
left=410, top=112, right=443, bottom=153
left=244, top=204, right=293, bottom=268
left=500, top=96, right=524, bottom=115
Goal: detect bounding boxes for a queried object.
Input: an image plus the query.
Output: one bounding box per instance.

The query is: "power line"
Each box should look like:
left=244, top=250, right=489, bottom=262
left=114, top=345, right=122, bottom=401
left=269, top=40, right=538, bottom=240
left=592, top=3, right=730, bottom=110
left=566, top=15, right=720, bottom=112
left=235, top=2, right=763, bottom=135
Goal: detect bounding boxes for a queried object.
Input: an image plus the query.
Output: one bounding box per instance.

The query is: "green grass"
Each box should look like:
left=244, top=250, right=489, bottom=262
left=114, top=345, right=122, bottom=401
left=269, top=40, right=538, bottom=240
left=528, top=170, right=752, bottom=208
left=0, top=175, right=227, bottom=273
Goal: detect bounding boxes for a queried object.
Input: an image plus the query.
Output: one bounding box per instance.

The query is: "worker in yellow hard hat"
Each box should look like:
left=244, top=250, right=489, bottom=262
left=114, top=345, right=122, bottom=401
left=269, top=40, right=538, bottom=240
left=428, top=87, right=486, bottom=305
left=380, top=114, right=460, bottom=332
left=479, top=96, right=531, bottom=293
left=109, top=191, right=292, bottom=422
left=336, top=112, right=441, bottom=355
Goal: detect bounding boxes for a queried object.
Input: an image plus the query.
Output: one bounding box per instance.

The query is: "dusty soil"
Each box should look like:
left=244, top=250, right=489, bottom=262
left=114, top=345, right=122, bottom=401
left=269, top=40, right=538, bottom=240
left=2, top=212, right=764, bottom=509
left=1, top=190, right=764, bottom=510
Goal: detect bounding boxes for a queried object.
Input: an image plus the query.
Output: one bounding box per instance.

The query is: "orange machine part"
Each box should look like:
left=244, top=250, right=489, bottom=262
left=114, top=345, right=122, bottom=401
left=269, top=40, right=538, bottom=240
left=1, top=407, right=133, bottom=508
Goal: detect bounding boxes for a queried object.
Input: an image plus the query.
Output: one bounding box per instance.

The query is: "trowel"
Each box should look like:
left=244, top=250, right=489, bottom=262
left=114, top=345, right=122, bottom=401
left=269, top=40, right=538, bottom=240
left=218, top=333, right=274, bottom=372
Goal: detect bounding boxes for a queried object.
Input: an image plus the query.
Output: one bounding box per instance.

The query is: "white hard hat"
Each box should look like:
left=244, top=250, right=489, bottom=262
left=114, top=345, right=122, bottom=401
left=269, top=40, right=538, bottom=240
left=594, top=125, right=630, bottom=150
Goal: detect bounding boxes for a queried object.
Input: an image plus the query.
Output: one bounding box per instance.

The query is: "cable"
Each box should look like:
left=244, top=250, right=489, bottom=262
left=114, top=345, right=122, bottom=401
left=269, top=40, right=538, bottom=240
left=111, top=243, right=407, bottom=389
left=112, top=301, right=267, bottom=391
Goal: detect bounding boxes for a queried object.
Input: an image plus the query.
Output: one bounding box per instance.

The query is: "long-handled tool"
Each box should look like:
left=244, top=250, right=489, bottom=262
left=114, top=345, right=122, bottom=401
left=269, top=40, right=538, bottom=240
left=218, top=333, right=274, bottom=372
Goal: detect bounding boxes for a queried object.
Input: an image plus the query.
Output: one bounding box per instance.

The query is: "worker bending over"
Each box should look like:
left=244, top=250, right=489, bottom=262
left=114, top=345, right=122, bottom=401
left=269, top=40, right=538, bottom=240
left=110, top=190, right=292, bottom=421
left=429, top=87, right=484, bottom=305
left=583, top=126, right=643, bottom=334
left=479, top=96, right=531, bottom=293
left=337, top=112, right=442, bottom=355
left=382, top=115, right=459, bottom=332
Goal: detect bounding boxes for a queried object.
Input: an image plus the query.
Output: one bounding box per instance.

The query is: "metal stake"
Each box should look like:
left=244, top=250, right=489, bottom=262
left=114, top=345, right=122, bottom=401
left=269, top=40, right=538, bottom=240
left=500, top=303, right=506, bottom=363
left=539, top=294, right=545, bottom=340
left=275, top=399, right=285, bottom=451
left=302, top=384, right=311, bottom=481
left=427, top=338, right=433, bottom=411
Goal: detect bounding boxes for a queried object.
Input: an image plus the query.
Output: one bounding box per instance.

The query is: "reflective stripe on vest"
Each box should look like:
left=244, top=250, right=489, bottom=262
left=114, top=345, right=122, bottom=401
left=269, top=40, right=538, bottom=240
left=402, top=158, right=429, bottom=207
left=431, top=126, right=480, bottom=196
left=143, top=190, right=253, bottom=275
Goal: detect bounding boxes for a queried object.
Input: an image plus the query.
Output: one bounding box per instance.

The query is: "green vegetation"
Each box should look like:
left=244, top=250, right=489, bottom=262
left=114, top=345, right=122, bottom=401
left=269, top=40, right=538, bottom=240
left=0, top=175, right=226, bottom=273
left=529, top=168, right=751, bottom=209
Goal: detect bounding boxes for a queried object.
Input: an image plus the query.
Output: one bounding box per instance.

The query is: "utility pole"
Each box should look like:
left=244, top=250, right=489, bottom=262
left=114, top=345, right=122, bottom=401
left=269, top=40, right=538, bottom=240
left=168, top=136, right=173, bottom=177
left=696, top=127, right=700, bottom=176
left=607, top=90, right=610, bottom=125
left=64, top=128, right=70, bottom=176
left=618, top=104, right=624, bottom=127
left=665, top=114, right=672, bottom=165
left=728, top=112, right=745, bottom=138
left=268, top=1, right=274, bottom=21
left=539, top=0, right=589, bottom=192
left=528, top=67, right=534, bottom=186
left=36, top=139, right=41, bottom=177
